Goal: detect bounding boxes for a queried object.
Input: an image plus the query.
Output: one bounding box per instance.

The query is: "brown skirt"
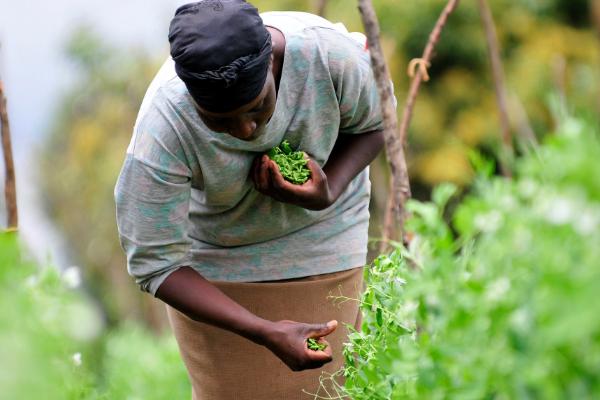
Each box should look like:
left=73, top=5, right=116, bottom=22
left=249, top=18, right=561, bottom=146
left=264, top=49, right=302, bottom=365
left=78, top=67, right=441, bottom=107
left=166, top=267, right=364, bottom=400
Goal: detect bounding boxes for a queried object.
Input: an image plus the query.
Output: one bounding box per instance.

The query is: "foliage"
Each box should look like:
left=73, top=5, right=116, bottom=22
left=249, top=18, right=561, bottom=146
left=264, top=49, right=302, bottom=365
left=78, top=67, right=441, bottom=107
left=336, top=115, right=600, bottom=399
left=95, top=324, right=190, bottom=400
left=0, top=233, right=99, bottom=399
left=0, top=233, right=190, bottom=399
left=268, top=140, right=311, bottom=184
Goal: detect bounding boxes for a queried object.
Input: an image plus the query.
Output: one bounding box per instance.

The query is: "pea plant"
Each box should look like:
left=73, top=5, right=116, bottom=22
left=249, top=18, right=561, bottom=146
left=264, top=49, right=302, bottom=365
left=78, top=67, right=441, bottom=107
left=316, top=116, right=600, bottom=399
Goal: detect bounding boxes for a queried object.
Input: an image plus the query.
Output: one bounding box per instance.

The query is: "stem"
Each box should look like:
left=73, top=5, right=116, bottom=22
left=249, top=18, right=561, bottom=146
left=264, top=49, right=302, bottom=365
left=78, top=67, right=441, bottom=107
left=358, top=0, right=411, bottom=246
left=478, top=0, right=513, bottom=177
left=510, top=94, right=538, bottom=153
left=0, top=79, right=18, bottom=230
left=552, top=55, right=568, bottom=117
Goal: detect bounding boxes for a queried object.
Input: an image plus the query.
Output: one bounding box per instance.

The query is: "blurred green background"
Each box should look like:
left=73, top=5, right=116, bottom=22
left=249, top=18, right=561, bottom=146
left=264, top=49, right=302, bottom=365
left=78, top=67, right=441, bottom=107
left=1, top=0, right=599, bottom=398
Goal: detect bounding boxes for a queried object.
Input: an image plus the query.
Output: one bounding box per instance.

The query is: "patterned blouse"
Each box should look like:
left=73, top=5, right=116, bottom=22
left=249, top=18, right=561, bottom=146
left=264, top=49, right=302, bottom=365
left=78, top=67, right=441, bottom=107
left=115, top=12, right=383, bottom=295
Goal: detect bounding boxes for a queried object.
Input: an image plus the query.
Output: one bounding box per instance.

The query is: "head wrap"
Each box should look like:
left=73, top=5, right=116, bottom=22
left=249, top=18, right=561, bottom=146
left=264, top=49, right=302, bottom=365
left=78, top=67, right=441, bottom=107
left=168, top=0, right=272, bottom=113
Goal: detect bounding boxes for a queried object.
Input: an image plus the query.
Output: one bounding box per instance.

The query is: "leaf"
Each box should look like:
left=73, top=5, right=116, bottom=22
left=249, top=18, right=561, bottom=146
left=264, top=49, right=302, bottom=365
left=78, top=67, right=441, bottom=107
left=376, top=307, right=384, bottom=327
left=267, top=140, right=311, bottom=184
left=468, top=149, right=495, bottom=178
left=280, top=140, right=293, bottom=154
left=307, top=338, right=327, bottom=351
left=431, top=183, right=458, bottom=210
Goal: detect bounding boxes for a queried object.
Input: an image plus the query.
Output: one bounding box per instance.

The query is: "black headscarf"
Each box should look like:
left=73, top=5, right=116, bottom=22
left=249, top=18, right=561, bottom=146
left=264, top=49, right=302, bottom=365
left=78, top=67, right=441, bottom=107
left=168, top=0, right=272, bottom=113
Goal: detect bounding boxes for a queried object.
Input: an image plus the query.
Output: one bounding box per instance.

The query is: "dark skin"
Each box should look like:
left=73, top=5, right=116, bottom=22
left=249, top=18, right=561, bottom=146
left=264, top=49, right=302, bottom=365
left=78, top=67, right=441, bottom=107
left=156, top=26, right=385, bottom=371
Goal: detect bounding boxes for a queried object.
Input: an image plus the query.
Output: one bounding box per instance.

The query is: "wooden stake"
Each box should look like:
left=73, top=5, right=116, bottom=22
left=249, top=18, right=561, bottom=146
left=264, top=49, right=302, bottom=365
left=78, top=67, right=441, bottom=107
left=360, top=0, right=460, bottom=250
left=398, top=0, right=460, bottom=146
left=316, top=0, right=327, bottom=17
left=478, top=0, right=513, bottom=177
left=0, top=79, right=18, bottom=230
left=358, top=0, right=411, bottom=249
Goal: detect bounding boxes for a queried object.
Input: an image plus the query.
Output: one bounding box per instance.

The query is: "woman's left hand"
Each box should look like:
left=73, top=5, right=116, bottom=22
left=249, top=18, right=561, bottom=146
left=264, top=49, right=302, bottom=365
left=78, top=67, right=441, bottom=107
left=251, top=154, right=334, bottom=210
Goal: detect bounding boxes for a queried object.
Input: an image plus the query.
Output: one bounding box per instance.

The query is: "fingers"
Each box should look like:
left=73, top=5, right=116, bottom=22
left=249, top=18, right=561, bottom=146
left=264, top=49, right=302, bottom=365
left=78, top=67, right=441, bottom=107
left=305, top=346, right=333, bottom=365
left=269, top=319, right=337, bottom=371
left=303, top=321, right=336, bottom=361
left=292, top=353, right=332, bottom=371
left=269, top=160, right=294, bottom=191
left=251, top=156, right=261, bottom=188
left=253, top=152, right=322, bottom=205
left=254, top=155, right=270, bottom=192
left=256, top=155, right=288, bottom=193
left=304, top=336, right=333, bottom=368
left=308, top=320, right=338, bottom=338
left=305, top=159, right=324, bottom=184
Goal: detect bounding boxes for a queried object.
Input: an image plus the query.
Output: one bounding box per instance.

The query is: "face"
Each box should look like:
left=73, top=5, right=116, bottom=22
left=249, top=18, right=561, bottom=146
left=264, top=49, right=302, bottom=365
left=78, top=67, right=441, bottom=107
left=195, top=68, right=277, bottom=141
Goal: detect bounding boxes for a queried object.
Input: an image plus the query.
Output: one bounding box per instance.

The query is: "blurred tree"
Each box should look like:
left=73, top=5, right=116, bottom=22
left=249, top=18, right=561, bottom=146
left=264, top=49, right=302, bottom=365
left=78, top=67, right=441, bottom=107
left=555, top=0, right=591, bottom=27
left=360, top=0, right=599, bottom=189
left=40, top=25, right=168, bottom=330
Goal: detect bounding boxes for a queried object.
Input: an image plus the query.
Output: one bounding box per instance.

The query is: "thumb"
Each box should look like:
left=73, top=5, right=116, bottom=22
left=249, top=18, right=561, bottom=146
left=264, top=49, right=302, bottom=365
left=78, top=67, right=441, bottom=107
left=267, top=158, right=281, bottom=175
left=268, top=159, right=294, bottom=189
left=305, top=159, right=325, bottom=182
left=309, top=320, right=338, bottom=338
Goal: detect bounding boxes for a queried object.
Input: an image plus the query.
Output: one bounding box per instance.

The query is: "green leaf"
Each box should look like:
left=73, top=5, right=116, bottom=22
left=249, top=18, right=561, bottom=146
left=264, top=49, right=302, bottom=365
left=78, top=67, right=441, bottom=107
left=307, top=338, right=328, bottom=351
left=267, top=140, right=311, bottom=184
left=431, top=183, right=458, bottom=210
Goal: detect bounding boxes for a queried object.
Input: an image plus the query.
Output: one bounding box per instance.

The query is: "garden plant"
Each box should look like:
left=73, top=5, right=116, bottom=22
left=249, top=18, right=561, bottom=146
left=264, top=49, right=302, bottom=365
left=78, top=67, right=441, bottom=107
left=320, top=115, right=600, bottom=399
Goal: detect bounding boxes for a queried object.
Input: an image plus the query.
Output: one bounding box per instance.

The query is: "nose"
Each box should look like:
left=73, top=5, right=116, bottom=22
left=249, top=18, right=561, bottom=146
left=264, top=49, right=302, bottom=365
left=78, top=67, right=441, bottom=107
left=229, top=119, right=257, bottom=140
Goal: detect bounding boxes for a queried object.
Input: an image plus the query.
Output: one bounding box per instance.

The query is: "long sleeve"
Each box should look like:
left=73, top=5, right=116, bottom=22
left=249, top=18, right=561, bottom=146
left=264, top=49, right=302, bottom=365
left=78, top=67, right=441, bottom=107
left=115, top=109, right=193, bottom=296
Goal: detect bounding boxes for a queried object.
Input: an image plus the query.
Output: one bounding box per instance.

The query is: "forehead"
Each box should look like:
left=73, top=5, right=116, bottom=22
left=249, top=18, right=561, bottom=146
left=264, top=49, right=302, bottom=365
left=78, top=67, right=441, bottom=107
left=196, top=76, right=273, bottom=118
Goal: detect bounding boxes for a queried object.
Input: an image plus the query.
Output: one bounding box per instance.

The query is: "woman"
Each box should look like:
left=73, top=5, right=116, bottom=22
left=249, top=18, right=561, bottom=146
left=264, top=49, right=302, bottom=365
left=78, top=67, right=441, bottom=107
left=115, top=1, right=385, bottom=398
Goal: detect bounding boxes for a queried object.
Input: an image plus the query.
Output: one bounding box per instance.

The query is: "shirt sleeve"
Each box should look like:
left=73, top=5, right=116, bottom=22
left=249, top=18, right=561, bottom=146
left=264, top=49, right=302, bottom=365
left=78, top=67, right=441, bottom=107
left=327, top=30, right=388, bottom=135
left=114, top=110, right=192, bottom=296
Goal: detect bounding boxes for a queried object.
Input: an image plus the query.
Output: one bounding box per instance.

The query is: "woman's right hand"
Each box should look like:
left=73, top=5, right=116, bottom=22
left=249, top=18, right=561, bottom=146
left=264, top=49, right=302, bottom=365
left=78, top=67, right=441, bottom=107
left=156, top=267, right=338, bottom=371
left=261, top=319, right=338, bottom=371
